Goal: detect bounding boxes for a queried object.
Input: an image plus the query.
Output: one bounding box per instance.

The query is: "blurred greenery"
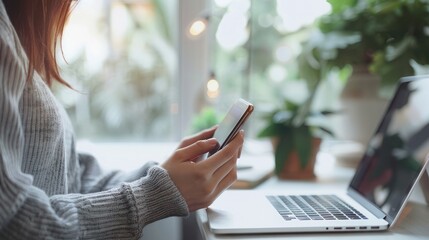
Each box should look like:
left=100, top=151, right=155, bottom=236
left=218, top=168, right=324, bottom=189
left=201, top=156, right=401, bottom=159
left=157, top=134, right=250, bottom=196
left=298, top=0, right=429, bottom=90
left=190, top=107, right=219, bottom=134
left=212, top=0, right=322, bottom=138
left=57, top=0, right=176, bottom=141
left=57, top=0, right=332, bottom=142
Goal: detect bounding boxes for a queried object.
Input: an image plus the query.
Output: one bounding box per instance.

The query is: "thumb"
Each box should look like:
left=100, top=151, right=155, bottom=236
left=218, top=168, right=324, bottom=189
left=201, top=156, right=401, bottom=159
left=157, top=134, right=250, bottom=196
left=175, top=138, right=218, bottom=162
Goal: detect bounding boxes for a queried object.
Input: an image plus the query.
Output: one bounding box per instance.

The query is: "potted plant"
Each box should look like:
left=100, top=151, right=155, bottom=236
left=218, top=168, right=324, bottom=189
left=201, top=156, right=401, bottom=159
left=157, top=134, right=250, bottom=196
left=299, top=0, right=429, bottom=89
left=257, top=79, right=334, bottom=179
left=298, top=0, right=429, bottom=145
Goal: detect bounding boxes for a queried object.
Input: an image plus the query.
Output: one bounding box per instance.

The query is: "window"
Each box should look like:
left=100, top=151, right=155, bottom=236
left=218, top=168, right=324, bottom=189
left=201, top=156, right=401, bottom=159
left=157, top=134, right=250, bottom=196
left=56, top=0, right=332, bottom=142
left=57, top=0, right=179, bottom=141
left=207, top=0, right=331, bottom=137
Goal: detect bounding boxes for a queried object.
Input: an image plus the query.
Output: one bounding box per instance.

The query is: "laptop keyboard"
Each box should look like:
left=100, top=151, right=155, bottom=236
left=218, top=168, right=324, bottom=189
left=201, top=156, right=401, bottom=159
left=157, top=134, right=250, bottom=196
left=267, top=195, right=368, bottom=221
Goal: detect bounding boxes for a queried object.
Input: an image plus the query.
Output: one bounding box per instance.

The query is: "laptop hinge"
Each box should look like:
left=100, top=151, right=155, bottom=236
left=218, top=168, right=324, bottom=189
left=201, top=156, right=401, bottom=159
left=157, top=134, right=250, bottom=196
left=347, top=188, right=388, bottom=220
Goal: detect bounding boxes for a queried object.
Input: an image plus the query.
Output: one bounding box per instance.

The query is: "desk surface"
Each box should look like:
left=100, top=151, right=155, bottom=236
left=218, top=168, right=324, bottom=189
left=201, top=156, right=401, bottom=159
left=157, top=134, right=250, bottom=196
left=76, top=140, right=429, bottom=239
left=195, top=151, right=429, bottom=240
left=196, top=201, right=429, bottom=240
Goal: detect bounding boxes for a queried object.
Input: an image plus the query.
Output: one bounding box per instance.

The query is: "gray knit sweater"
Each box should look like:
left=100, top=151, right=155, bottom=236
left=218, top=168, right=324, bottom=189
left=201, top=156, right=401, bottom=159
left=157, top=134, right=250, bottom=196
left=0, top=2, right=188, bottom=239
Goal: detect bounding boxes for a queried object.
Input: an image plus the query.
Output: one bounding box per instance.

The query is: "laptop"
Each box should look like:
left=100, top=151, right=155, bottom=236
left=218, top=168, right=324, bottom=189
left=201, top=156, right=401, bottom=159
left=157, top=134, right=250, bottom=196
left=206, top=75, right=429, bottom=234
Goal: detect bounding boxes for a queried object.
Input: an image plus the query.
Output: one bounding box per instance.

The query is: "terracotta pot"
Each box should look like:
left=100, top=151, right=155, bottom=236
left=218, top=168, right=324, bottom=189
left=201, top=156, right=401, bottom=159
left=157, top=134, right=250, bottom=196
left=271, top=137, right=321, bottom=180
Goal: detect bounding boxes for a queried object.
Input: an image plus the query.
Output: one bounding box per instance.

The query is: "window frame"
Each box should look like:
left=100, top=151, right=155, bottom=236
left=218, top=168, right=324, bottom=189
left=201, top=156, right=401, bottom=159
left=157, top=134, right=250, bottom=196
left=177, top=0, right=210, bottom=140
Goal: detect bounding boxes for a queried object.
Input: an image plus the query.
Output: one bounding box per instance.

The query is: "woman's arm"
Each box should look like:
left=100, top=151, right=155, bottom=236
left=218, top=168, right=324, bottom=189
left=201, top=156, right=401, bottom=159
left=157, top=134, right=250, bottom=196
left=0, top=10, right=188, bottom=239
left=78, top=152, right=158, bottom=194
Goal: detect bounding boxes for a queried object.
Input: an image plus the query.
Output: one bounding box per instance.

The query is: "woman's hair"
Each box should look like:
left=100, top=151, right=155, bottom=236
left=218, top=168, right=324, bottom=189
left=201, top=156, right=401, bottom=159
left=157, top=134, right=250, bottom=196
left=3, top=0, right=75, bottom=87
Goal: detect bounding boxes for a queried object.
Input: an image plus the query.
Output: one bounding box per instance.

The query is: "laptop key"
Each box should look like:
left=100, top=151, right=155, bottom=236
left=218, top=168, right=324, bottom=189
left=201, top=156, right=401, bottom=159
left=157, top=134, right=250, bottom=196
left=267, top=195, right=369, bottom=222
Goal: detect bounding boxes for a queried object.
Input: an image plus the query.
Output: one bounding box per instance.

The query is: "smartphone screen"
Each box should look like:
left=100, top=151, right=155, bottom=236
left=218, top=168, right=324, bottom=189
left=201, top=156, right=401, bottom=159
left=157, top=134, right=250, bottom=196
left=208, top=98, right=254, bottom=156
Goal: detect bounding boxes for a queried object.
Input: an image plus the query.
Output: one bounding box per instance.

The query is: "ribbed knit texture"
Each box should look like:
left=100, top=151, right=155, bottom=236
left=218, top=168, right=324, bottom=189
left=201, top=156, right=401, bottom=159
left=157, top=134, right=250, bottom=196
left=0, top=2, right=189, bottom=239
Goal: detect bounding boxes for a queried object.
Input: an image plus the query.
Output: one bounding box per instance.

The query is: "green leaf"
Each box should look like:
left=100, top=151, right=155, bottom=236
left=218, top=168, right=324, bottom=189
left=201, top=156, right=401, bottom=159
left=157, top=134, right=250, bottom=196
left=293, top=127, right=313, bottom=168
left=319, top=110, right=337, bottom=116
left=317, top=126, right=335, bottom=137
left=273, top=111, right=293, bottom=124
left=372, top=1, right=403, bottom=14
left=327, top=0, right=358, bottom=13
left=399, top=156, right=421, bottom=172
left=385, top=36, right=415, bottom=62
left=371, top=49, right=415, bottom=88
left=257, top=124, right=279, bottom=138
left=274, top=134, right=293, bottom=175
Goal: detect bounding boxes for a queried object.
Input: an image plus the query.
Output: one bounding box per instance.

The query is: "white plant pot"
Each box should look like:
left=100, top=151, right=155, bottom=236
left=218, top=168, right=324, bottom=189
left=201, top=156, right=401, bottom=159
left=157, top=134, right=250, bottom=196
left=330, top=65, right=389, bottom=167
left=333, top=65, right=389, bottom=145
left=334, top=97, right=389, bottom=145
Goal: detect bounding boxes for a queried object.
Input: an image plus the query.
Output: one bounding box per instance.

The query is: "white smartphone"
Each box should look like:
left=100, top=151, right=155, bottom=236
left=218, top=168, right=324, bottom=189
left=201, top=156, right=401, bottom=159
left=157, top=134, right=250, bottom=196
left=208, top=98, right=254, bottom=157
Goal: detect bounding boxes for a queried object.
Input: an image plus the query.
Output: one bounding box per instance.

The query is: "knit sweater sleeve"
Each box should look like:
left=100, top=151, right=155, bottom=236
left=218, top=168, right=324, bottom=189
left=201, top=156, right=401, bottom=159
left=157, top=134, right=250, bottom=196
left=0, top=4, right=188, bottom=239
left=78, top=152, right=160, bottom=194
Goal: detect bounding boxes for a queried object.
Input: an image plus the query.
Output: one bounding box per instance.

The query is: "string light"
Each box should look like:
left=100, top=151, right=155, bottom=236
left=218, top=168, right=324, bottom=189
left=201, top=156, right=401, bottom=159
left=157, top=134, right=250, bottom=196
left=207, top=72, right=219, bottom=99
left=188, top=15, right=210, bottom=38
left=188, top=12, right=219, bottom=99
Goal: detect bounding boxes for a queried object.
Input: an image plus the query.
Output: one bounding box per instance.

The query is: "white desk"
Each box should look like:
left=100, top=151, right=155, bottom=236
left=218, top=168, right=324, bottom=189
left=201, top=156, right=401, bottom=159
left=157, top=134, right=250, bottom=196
left=195, top=151, right=429, bottom=240
left=77, top=141, right=429, bottom=239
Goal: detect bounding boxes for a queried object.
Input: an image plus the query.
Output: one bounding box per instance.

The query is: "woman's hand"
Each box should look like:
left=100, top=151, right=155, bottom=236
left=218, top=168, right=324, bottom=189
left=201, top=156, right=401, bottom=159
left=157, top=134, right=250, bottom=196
left=162, top=127, right=244, bottom=212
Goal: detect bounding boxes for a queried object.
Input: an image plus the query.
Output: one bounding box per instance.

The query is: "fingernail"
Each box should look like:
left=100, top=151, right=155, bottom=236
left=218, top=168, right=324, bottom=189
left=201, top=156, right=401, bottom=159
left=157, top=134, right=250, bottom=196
left=239, top=130, right=245, bottom=137
left=207, top=138, right=218, bottom=146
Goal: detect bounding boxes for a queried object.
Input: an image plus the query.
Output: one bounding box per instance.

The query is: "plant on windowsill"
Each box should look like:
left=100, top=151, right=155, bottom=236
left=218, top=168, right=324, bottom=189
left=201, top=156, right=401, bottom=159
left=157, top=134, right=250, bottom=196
left=257, top=80, right=334, bottom=180
left=190, top=107, right=220, bottom=133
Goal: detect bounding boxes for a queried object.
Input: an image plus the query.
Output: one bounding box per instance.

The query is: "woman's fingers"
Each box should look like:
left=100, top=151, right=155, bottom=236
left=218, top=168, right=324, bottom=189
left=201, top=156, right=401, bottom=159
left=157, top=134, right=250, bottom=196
left=178, top=126, right=217, bottom=148
left=216, top=167, right=238, bottom=194
left=163, top=129, right=244, bottom=212
left=206, top=167, right=238, bottom=207
left=174, top=138, right=218, bottom=162
left=200, top=130, right=244, bottom=174
left=211, top=151, right=238, bottom=184
left=238, top=145, right=243, bottom=159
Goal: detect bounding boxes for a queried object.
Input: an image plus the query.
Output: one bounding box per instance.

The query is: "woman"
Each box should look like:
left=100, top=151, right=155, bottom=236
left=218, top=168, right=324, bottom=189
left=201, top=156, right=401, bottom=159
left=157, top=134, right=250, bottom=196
left=0, top=0, right=243, bottom=239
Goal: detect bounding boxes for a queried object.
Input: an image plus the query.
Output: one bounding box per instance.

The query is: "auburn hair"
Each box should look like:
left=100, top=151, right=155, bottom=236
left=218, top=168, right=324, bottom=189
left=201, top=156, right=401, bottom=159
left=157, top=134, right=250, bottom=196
left=3, top=0, right=75, bottom=87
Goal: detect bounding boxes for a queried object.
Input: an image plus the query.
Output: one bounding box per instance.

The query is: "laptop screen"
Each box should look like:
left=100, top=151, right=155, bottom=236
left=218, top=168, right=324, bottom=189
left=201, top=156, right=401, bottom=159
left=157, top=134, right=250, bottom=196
left=350, top=76, right=429, bottom=222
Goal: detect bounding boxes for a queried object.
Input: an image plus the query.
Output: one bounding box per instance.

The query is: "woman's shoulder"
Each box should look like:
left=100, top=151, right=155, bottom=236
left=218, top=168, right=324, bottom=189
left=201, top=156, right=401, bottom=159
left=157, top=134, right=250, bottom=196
left=0, top=1, right=27, bottom=59
left=0, top=1, right=27, bottom=92
left=0, top=1, right=16, bottom=44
